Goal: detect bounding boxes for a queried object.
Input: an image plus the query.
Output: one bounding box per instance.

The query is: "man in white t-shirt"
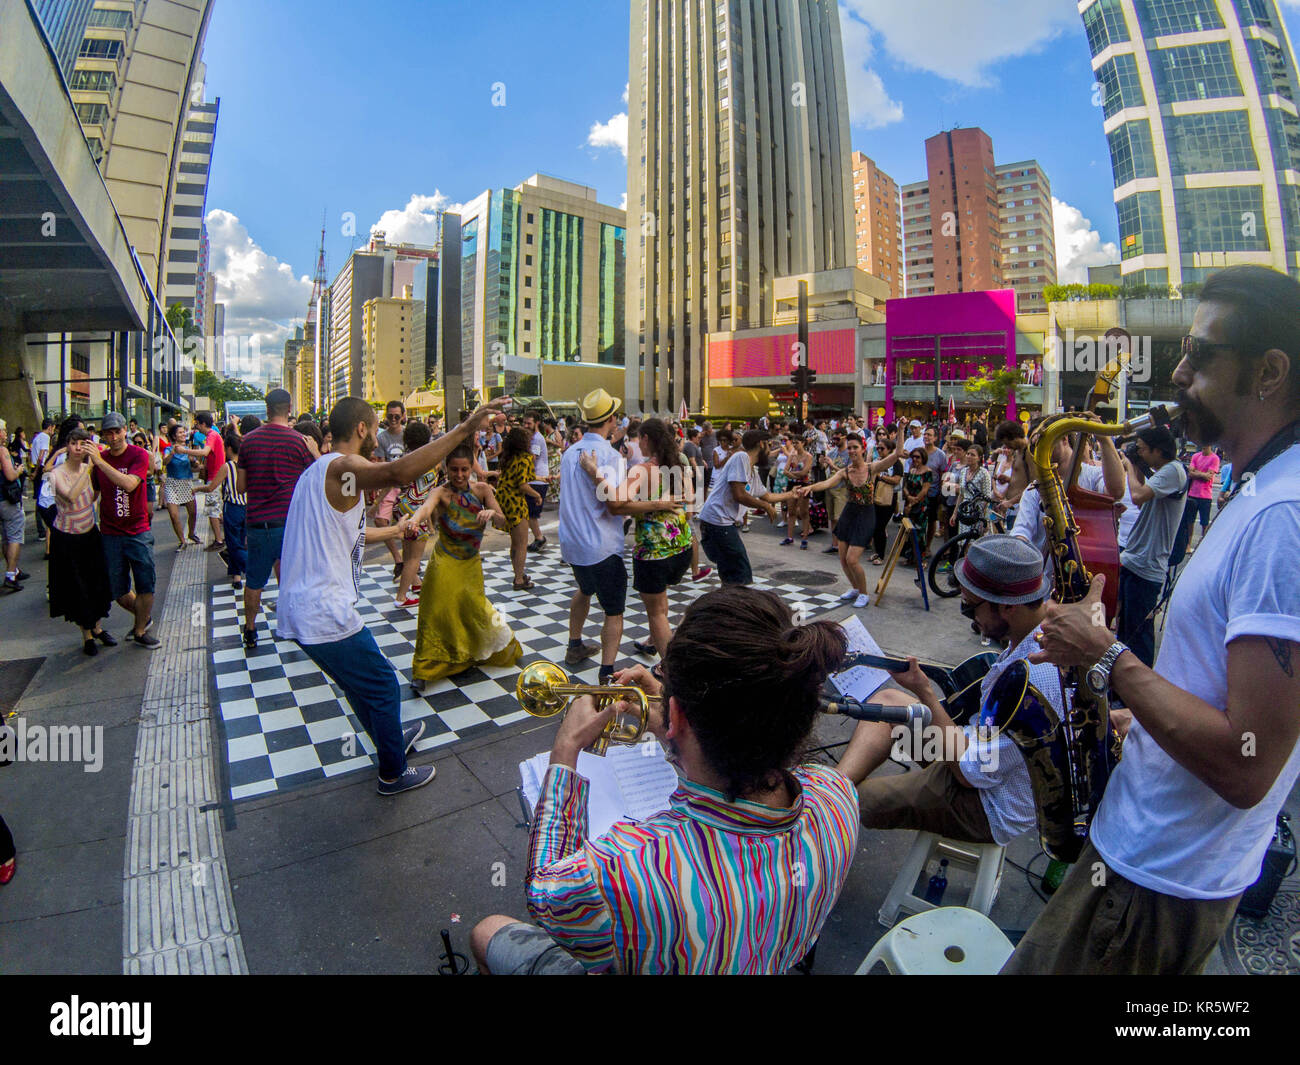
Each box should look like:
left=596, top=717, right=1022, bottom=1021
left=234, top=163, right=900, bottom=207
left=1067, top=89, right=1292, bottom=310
left=523, top=412, right=550, bottom=552
left=1007, top=265, right=1300, bottom=974
left=697, top=430, right=798, bottom=585
left=30, top=416, right=53, bottom=553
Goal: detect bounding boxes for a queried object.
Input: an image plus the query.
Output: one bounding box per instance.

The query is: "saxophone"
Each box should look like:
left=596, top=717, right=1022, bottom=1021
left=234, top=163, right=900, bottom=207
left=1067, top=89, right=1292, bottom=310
left=989, top=402, right=1179, bottom=862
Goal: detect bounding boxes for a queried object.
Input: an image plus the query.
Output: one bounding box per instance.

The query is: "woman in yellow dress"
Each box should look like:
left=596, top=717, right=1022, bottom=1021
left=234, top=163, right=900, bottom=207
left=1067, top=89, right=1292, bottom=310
left=410, top=446, right=522, bottom=690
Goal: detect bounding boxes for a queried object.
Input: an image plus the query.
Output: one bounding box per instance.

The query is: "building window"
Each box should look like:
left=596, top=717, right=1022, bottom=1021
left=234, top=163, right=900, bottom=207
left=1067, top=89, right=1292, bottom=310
left=525, top=254, right=532, bottom=266
left=87, top=8, right=133, bottom=28
left=1117, top=190, right=1167, bottom=258
left=1152, top=42, right=1242, bottom=104
left=1108, top=120, right=1158, bottom=186
left=1096, top=53, right=1144, bottom=119
left=1167, top=110, right=1258, bottom=175
left=69, top=68, right=117, bottom=93
left=1174, top=185, right=1269, bottom=253
left=1136, top=0, right=1223, bottom=38
left=77, top=38, right=122, bottom=60
left=75, top=102, right=109, bottom=126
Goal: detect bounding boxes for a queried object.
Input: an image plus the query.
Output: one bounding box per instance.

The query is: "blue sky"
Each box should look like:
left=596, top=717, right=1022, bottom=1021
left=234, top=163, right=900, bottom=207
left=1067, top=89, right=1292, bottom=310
left=200, top=0, right=1300, bottom=383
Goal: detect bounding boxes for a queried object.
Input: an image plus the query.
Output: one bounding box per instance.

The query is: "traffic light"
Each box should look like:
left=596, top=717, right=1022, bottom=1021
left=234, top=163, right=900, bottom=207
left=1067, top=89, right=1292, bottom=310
left=931, top=408, right=940, bottom=419
left=790, top=366, right=818, bottom=391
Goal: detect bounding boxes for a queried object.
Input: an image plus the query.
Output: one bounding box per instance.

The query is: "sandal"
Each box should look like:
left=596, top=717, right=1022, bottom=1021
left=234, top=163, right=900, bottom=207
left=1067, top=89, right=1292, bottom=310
left=871, top=556, right=884, bottom=566
left=512, top=577, right=535, bottom=591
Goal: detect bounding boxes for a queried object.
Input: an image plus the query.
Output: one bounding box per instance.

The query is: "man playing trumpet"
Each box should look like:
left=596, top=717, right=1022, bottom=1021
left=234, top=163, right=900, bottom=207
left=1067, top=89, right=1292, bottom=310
left=472, top=586, right=859, bottom=974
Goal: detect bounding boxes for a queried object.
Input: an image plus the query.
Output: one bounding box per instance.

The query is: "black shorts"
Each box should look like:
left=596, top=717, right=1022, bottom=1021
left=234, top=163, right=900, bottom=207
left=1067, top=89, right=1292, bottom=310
left=633, top=548, right=691, bottom=595
left=570, top=555, right=627, bottom=616
left=527, top=484, right=546, bottom=520
left=699, top=520, right=752, bottom=586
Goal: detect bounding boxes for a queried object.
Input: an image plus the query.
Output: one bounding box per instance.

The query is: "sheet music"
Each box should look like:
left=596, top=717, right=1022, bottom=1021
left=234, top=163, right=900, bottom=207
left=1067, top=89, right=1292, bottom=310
left=830, top=616, right=892, bottom=703
left=606, top=741, right=679, bottom=821
left=518, top=741, right=677, bottom=838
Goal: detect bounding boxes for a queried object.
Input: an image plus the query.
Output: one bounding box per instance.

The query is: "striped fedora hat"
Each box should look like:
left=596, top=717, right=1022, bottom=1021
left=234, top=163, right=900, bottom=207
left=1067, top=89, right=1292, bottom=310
left=955, top=534, right=1052, bottom=606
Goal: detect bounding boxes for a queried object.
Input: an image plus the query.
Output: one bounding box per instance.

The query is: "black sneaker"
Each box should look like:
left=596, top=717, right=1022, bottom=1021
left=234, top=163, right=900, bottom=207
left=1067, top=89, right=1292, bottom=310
left=232, top=577, right=243, bottom=591
left=402, top=720, right=426, bottom=754
left=376, top=764, right=436, bottom=796
left=242, top=627, right=258, bottom=650
left=129, top=631, right=161, bottom=649
left=95, top=630, right=118, bottom=647
left=83, top=638, right=98, bottom=657
left=527, top=538, right=548, bottom=552
left=633, top=640, right=658, bottom=657
left=14, top=570, right=31, bottom=582
left=3, top=576, right=22, bottom=593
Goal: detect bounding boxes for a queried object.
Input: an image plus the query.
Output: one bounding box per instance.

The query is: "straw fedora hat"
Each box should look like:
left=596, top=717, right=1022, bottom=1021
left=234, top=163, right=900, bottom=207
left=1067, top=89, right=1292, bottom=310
left=580, top=388, right=622, bottom=425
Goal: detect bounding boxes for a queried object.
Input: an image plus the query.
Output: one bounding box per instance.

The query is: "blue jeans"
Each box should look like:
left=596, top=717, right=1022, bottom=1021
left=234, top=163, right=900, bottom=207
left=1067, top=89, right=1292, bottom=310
left=299, top=628, right=405, bottom=780
left=1118, top=566, right=1162, bottom=669
left=222, top=502, right=247, bottom=577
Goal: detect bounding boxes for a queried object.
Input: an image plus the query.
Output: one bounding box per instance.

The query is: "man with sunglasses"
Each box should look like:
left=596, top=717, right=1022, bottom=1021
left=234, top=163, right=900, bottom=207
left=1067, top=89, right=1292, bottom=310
left=1007, top=265, right=1300, bottom=975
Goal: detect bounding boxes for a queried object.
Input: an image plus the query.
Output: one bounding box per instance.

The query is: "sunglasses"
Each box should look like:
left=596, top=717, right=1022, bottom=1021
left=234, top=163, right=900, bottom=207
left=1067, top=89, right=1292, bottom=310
left=1180, top=334, right=1236, bottom=370
left=959, top=598, right=981, bottom=620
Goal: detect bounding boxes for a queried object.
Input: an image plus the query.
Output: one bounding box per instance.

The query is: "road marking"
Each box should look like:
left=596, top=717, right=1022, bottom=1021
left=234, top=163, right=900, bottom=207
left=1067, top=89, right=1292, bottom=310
left=123, top=539, right=246, bottom=974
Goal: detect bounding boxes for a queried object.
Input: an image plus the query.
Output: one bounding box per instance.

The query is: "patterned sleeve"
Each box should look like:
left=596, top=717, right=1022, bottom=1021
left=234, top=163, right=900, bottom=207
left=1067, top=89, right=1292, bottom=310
left=501, top=455, right=526, bottom=493
left=524, top=764, right=617, bottom=971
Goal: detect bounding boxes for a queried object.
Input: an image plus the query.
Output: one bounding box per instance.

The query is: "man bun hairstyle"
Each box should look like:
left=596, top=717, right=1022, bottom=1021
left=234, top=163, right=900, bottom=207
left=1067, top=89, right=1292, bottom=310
left=741, top=429, right=771, bottom=452
left=661, top=586, right=846, bottom=801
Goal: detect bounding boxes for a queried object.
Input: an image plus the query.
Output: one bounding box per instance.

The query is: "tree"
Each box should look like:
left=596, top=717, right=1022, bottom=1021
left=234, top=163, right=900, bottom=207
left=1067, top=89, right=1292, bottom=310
left=195, top=369, right=265, bottom=415
left=963, top=368, right=1028, bottom=408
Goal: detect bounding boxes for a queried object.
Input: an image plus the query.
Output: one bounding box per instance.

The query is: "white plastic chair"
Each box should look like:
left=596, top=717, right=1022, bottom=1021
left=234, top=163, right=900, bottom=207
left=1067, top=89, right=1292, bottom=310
left=856, top=907, right=1014, bottom=975
left=877, top=831, right=1006, bottom=927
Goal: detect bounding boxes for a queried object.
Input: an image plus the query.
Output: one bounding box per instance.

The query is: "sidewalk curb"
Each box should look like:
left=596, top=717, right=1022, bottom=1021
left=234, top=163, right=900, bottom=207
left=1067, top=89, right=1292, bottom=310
left=122, top=540, right=247, bottom=975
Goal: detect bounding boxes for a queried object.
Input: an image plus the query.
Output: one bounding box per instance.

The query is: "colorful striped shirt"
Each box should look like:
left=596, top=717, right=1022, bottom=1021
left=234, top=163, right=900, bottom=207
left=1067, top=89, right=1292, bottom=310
left=525, top=762, right=859, bottom=973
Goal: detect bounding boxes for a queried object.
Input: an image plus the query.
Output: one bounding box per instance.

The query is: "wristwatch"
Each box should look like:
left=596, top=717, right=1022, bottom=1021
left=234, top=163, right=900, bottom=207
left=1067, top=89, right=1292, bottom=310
left=1085, top=641, right=1128, bottom=697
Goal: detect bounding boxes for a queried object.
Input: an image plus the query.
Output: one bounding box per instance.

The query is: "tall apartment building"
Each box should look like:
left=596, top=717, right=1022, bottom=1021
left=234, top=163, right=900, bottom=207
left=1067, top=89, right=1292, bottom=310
left=903, top=128, right=1056, bottom=310
left=1083, top=0, right=1300, bottom=286
left=33, top=0, right=97, bottom=79
left=161, top=62, right=218, bottom=325
left=454, top=173, right=625, bottom=397
left=996, top=160, right=1057, bottom=312
left=626, top=0, right=856, bottom=412
left=323, top=236, right=438, bottom=407
left=67, top=0, right=215, bottom=299
left=851, top=152, right=903, bottom=299
left=361, top=297, right=416, bottom=405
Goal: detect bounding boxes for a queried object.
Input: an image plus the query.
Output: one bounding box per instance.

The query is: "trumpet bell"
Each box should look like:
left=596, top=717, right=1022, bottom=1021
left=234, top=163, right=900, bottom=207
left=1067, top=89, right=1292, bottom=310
left=517, top=661, right=572, bottom=718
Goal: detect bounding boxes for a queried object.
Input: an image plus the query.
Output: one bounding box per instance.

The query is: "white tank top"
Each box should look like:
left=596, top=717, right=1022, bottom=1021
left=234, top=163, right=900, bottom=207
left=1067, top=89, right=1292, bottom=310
left=277, top=453, right=366, bottom=645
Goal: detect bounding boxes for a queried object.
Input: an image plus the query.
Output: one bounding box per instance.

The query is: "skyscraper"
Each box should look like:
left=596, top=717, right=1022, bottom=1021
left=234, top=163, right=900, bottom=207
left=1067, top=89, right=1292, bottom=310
left=902, top=129, right=1056, bottom=311
left=1084, top=0, right=1300, bottom=286
left=32, top=0, right=96, bottom=79
left=996, top=160, right=1057, bottom=313
left=626, top=0, right=856, bottom=412
left=851, top=151, right=903, bottom=299
left=161, top=63, right=219, bottom=324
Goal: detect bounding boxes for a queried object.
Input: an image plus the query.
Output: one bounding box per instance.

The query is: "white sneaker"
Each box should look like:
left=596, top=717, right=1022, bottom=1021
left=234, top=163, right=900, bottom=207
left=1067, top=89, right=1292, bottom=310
left=776, top=520, right=786, bottom=528
left=838, top=589, right=857, bottom=602
left=854, top=593, right=870, bottom=609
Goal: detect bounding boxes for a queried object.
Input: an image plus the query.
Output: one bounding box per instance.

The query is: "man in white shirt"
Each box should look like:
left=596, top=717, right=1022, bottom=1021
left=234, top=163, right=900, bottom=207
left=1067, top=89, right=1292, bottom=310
left=30, top=416, right=53, bottom=555
left=1008, top=265, right=1300, bottom=974
left=838, top=536, right=1053, bottom=846
left=1010, top=425, right=1124, bottom=559
left=697, top=430, right=797, bottom=585
left=558, top=390, right=631, bottom=682
left=523, top=412, right=550, bottom=553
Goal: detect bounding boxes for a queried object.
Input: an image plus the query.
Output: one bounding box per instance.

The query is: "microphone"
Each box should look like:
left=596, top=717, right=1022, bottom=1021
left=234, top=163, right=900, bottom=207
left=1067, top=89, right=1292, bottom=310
left=821, top=699, right=932, bottom=727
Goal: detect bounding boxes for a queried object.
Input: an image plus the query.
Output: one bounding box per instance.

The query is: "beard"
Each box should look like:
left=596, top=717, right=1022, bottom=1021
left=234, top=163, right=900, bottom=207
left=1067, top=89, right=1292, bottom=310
left=1175, top=388, right=1226, bottom=446
left=359, top=433, right=377, bottom=460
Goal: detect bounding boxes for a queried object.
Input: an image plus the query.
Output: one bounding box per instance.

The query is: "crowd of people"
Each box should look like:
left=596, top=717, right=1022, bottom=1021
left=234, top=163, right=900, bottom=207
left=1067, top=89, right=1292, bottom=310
left=1, top=266, right=1296, bottom=978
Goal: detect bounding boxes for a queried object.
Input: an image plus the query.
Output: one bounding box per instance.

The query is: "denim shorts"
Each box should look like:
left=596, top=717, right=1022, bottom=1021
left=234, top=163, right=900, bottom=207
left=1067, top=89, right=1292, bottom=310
left=527, top=484, right=547, bottom=520
left=103, top=530, right=156, bottom=599
left=485, top=922, right=585, bottom=975
left=246, top=522, right=285, bottom=590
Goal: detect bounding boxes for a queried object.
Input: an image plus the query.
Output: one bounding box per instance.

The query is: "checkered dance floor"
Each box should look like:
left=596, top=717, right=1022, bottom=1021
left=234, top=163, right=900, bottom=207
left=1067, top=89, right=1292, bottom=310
left=209, top=550, right=846, bottom=801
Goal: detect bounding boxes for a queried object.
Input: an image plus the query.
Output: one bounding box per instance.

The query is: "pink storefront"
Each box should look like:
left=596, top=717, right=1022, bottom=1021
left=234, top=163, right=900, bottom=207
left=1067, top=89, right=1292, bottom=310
left=883, top=290, right=1019, bottom=422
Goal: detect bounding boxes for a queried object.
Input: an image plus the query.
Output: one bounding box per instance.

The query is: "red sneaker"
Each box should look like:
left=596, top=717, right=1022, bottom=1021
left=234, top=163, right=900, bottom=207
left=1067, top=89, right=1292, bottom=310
left=691, top=566, right=713, bottom=582
left=0, top=858, right=14, bottom=885
left=395, top=596, right=420, bottom=608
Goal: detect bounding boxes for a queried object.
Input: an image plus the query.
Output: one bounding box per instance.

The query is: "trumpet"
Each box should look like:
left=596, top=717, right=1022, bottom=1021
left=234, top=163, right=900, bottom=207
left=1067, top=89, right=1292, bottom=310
left=516, top=661, right=659, bottom=755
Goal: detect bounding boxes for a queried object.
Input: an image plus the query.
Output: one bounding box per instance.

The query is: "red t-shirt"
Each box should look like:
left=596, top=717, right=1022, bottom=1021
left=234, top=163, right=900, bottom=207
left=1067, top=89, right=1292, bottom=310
left=93, top=444, right=151, bottom=536
left=239, top=422, right=315, bottom=522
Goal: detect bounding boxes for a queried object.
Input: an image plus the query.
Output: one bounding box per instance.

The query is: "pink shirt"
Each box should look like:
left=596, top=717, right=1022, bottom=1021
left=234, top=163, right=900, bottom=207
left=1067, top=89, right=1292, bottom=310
left=1189, top=451, right=1219, bottom=500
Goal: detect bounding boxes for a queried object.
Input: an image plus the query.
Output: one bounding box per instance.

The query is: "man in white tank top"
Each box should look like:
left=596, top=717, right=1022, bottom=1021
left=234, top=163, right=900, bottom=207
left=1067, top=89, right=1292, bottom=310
left=278, top=396, right=509, bottom=796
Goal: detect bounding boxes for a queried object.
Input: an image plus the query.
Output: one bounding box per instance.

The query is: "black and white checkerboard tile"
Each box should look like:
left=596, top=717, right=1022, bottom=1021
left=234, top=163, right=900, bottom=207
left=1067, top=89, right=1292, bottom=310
left=209, top=551, right=845, bottom=801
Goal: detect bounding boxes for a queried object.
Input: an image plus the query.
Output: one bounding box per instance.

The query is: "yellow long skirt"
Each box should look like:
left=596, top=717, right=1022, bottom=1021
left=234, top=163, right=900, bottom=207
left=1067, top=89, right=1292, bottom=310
left=411, top=547, right=522, bottom=683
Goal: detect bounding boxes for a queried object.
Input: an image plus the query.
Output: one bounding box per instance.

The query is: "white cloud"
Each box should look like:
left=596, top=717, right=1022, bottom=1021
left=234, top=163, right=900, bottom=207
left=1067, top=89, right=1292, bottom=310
left=205, top=208, right=312, bottom=385
left=368, top=191, right=461, bottom=246
left=588, top=111, right=628, bottom=157
left=839, top=6, right=904, bottom=128
left=841, top=0, right=1078, bottom=88
left=622, top=82, right=629, bottom=104
left=1053, top=197, right=1119, bottom=284
left=619, top=191, right=628, bottom=211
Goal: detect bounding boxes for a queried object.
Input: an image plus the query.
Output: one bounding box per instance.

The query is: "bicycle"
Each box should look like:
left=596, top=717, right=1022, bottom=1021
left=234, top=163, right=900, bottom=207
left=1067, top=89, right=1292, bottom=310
left=927, top=507, right=1006, bottom=598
